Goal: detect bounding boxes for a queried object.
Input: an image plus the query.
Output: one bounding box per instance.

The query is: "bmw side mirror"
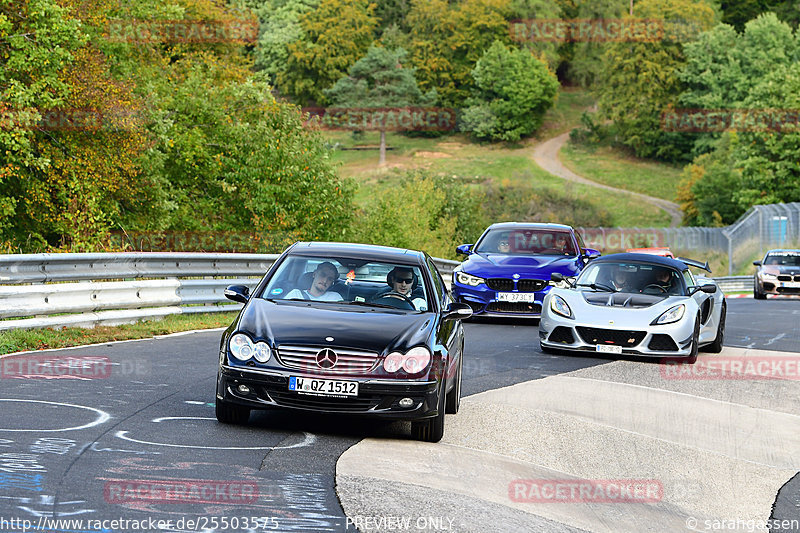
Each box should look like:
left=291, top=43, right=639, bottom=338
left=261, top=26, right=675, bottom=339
left=753, top=261, right=762, bottom=266
left=456, top=244, right=473, bottom=256
left=582, top=248, right=601, bottom=261
left=444, top=302, right=473, bottom=321
left=550, top=273, right=565, bottom=283
left=224, top=285, right=250, bottom=303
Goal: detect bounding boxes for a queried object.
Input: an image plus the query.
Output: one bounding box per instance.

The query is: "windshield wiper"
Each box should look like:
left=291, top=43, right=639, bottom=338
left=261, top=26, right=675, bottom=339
left=576, top=282, right=616, bottom=292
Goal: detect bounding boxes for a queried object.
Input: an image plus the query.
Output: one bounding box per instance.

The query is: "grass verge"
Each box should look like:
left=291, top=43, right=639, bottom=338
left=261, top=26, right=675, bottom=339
left=559, top=140, right=683, bottom=202
left=0, top=311, right=238, bottom=355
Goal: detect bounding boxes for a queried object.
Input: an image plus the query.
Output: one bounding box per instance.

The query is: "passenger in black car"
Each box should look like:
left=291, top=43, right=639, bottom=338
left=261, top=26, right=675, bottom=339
left=285, top=262, right=343, bottom=301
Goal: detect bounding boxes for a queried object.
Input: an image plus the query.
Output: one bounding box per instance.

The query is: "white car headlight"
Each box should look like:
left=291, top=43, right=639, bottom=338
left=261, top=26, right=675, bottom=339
left=654, top=304, right=685, bottom=325
left=229, top=333, right=255, bottom=361
left=456, top=271, right=485, bottom=287
left=549, top=294, right=573, bottom=319
left=760, top=271, right=777, bottom=279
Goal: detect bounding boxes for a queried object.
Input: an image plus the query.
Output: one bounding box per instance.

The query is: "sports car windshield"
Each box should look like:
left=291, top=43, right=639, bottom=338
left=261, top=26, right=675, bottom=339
left=764, top=252, right=800, bottom=266
left=577, top=261, right=685, bottom=296
left=260, top=255, right=430, bottom=311
left=475, top=229, right=576, bottom=255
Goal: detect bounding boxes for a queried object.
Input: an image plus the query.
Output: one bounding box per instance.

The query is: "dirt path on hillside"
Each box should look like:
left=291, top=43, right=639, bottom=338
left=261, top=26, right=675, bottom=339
left=532, top=132, right=683, bottom=228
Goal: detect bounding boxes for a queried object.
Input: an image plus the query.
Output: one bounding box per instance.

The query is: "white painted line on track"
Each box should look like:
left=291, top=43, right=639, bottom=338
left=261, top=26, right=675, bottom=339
left=0, top=399, right=111, bottom=432
left=114, top=429, right=316, bottom=450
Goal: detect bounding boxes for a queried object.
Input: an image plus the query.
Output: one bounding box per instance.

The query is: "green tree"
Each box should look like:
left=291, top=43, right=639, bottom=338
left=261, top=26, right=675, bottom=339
left=720, top=0, right=800, bottom=30
left=461, top=41, right=559, bottom=142
left=680, top=13, right=797, bottom=154
left=0, top=0, right=86, bottom=249
left=278, top=0, right=378, bottom=105
left=324, top=46, right=435, bottom=165
left=595, top=0, right=716, bottom=161
left=734, top=61, right=800, bottom=208
left=245, top=0, right=320, bottom=84
left=677, top=133, right=744, bottom=226
left=348, top=173, right=458, bottom=259
left=406, top=0, right=510, bottom=107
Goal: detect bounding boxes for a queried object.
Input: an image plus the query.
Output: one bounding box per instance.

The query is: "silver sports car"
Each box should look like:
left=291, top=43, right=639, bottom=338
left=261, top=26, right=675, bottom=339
left=539, top=253, right=726, bottom=363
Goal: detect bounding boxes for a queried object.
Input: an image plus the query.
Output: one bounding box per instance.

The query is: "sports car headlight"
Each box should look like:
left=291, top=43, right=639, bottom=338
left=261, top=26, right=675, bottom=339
left=229, top=333, right=255, bottom=361
left=383, top=346, right=432, bottom=374
left=760, top=271, right=777, bottom=279
left=549, top=295, right=573, bottom=319
left=456, top=271, right=485, bottom=287
left=654, top=304, right=685, bottom=325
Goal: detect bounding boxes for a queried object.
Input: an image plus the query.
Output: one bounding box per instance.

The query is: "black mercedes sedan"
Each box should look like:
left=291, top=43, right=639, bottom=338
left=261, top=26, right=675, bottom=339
left=215, top=242, right=473, bottom=442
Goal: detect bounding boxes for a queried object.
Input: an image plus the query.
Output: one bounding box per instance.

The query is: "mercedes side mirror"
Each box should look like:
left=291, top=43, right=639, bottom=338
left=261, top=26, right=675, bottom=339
left=443, top=302, right=473, bottom=321
left=224, top=285, right=250, bottom=303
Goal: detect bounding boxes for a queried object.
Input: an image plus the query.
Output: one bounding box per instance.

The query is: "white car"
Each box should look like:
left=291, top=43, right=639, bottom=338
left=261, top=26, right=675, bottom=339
left=539, top=253, right=726, bottom=364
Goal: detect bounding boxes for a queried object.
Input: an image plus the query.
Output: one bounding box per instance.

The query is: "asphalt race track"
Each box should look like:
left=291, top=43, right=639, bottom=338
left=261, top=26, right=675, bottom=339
left=0, top=296, right=798, bottom=533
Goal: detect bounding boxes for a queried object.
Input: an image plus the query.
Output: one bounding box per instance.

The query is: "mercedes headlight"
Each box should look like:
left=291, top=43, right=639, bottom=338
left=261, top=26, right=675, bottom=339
left=229, top=333, right=270, bottom=362
left=456, top=271, right=485, bottom=287
left=654, top=304, right=685, bottom=325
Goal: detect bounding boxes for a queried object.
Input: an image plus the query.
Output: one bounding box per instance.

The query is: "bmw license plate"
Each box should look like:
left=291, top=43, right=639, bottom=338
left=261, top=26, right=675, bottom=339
left=288, top=376, right=358, bottom=397
left=596, top=344, right=622, bottom=354
left=497, top=292, right=536, bottom=303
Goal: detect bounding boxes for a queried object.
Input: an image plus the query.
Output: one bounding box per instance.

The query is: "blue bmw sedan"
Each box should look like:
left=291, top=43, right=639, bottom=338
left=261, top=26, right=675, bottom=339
left=452, top=223, right=600, bottom=319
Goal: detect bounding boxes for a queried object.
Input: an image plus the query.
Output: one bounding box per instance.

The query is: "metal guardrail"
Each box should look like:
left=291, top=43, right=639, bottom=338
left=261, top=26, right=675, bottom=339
left=713, top=275, right=752, bottom=293
left=0, top=253, right=461, bottom=331
left=0, top=251, right=748, bottom=331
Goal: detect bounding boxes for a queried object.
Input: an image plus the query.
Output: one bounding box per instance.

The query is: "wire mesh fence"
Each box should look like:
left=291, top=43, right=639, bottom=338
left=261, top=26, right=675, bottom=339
left=577, top=202, right=800, bottom=275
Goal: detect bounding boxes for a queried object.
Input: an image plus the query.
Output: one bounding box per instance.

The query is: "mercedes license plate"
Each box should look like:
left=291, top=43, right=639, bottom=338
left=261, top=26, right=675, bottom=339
left=596, top=344, right=622, bottom=354
left=497, top=292, right=536, bottom=303
left=288, top=376, right=358, bottom=397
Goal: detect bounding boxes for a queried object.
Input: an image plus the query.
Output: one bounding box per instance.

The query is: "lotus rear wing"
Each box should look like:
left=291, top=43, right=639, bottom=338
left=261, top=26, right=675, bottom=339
left=678, top=257, right=711, bottom=273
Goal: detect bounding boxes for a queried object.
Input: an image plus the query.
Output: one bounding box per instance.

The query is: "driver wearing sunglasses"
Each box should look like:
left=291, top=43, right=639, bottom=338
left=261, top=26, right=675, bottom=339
left=388, top=267, right=428, bottom=311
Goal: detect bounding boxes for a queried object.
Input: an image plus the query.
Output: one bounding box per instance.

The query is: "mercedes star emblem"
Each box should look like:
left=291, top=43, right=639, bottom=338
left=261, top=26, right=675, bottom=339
left=316, top=348, right=338, bottom=369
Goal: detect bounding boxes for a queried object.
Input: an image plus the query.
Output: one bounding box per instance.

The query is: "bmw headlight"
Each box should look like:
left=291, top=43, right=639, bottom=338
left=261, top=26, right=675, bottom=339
left=549, top=295, right=573, bottom=319
left=456, top=271, right=485, bottom=287
left=654, top=304, right=685, bottom=325
left=229, top=333, right=255, bottom=361
left=760, top=271, right=777, bottom=279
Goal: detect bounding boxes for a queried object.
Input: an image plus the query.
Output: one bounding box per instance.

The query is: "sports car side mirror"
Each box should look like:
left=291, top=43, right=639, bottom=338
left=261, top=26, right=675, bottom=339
left=753, top=261, right=762, bottom=266
left=443, top=302, right=473, bottom=321
left=690, top=284, right=717, bottom=294
left=224, top=285, right=250, bottom=303
left=456, top=244, right=473, bottom=256
left=550, top=273, right=565, bottom=283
